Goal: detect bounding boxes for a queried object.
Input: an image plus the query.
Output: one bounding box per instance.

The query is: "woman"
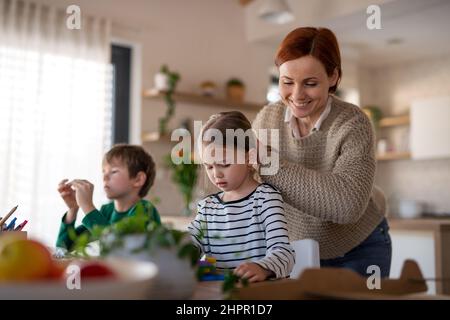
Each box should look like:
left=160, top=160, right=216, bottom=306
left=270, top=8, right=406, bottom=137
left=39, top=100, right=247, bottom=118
left=253, top=27, right=392, bottom=277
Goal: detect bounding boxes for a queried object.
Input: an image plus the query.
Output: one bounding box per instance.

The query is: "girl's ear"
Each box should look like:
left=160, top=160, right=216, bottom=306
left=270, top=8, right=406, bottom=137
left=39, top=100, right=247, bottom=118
left=134, top=171, right=147, bottom=188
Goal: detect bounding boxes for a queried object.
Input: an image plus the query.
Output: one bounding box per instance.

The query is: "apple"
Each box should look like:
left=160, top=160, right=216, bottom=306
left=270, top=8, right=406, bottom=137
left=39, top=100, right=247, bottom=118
left=47, top=260, right=68, bottom=280
left=79, top=261, right=116, bottom=279
left=0, top=236, right=53, bottom=281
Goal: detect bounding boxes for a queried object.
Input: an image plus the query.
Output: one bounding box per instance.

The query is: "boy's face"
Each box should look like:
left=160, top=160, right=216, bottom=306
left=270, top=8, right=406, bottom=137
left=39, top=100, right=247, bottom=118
left=102, top=158, right=139, bottom=200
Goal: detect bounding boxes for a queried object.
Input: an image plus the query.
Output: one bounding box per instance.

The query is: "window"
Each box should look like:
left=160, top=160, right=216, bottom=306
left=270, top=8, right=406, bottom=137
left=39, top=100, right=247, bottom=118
left=0, top=1, right=113, bottom=245
left=111, top=44, right=132, bottom=144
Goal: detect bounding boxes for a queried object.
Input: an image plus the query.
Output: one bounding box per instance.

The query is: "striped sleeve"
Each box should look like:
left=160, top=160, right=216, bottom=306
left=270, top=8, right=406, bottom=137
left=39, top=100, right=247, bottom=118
left=187, top=202, right=208, bottom=256
left=253, top=187, right=295, bottom=278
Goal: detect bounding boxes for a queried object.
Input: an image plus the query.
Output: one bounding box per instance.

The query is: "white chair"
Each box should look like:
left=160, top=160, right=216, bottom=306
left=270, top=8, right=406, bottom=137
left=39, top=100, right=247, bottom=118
left=290, top=239, right=320, bottom=279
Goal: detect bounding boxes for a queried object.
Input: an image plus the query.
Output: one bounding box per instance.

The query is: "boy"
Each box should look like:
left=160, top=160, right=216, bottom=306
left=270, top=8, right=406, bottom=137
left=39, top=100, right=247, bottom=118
left=56, top=144, right=161, bottom=250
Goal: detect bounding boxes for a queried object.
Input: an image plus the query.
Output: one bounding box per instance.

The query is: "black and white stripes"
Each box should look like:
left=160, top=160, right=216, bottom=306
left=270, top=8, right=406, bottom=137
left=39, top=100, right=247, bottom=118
left=188, top=183, right=294, bottom=279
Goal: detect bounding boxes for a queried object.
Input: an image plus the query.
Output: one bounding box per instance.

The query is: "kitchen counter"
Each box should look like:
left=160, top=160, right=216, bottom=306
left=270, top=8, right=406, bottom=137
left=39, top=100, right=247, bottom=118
left=388, top=217, right=450, bottom=295
left=388, top=217, right=450, bottom=231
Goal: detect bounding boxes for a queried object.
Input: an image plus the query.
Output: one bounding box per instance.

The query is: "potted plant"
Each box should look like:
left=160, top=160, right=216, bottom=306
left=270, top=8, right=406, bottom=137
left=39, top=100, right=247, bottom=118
left=157, top=65, right=181, bottom=136
left=226, top=78, right=245, bottom=102
left=68, top=204, right=201, bottom=299
left=362, top=105, right=383, bottom=129
left=200, top=80, right=217, bottom=97
left=164, top=149, right=199, bottom=216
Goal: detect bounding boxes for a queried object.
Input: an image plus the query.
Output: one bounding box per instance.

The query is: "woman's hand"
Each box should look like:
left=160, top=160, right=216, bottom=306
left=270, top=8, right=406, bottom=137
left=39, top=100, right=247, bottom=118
left=234, top=262, right=274, bottom=283
left=69, top=179, right=96, bottom=215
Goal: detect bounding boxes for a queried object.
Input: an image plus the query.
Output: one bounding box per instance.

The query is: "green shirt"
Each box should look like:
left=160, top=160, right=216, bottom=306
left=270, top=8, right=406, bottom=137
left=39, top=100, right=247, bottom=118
left=56, top=199, right=161, bottom=250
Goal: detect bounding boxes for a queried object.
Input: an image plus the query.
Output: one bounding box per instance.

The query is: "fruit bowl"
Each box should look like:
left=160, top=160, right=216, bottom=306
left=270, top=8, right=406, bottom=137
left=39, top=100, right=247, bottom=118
left=0, top=258, right=158, bottom=300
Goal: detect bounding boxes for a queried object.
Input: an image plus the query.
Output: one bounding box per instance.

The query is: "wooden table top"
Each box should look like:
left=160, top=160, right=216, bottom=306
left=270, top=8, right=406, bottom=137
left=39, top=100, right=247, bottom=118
left=189, top=280, right=450, bottom=300
left=191, top=281, right=223, bottom=300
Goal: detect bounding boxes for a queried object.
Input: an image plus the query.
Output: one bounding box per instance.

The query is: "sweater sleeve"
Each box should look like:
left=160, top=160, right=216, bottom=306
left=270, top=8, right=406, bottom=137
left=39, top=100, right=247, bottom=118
left=55, top=212, right=89, bottom=250
left=253, top=107, right=376, bottom=224
left=81, top=207, right=109, bottom=231
left=253, top=188, right=294, bottom=279
left=150, top=205, right=161, bottom=225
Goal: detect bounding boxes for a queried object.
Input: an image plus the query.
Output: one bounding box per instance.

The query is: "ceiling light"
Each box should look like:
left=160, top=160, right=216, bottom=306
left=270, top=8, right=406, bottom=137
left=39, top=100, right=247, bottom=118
left=258, top=0, right=294, bottom=25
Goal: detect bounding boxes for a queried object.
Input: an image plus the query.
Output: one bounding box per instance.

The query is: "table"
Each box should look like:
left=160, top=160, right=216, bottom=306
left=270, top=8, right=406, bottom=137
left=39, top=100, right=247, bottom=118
left=191, top=281, right=223, bottom=300
left=189, top=280, right=450, bottom=300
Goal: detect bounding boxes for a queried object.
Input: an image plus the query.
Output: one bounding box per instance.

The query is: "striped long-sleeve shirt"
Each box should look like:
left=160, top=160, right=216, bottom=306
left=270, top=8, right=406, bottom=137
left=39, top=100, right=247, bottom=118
left=188, top=183, right=294, bottom=279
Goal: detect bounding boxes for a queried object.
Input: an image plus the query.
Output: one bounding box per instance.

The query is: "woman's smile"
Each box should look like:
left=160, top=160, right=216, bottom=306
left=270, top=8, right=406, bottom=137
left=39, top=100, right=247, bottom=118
left=290, top=99, right=312, bottom=109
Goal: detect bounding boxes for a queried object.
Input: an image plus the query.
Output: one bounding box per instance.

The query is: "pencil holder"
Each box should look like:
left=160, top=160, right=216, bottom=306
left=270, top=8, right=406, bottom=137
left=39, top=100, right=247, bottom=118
left=0, top=230, right=27, bottom=239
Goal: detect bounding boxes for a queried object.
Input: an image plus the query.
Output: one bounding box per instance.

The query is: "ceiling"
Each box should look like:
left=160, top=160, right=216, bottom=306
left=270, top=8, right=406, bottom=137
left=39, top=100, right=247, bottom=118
left=247, top=0, right=450, bottom=67
left=329, top=0, right=450, bottom=66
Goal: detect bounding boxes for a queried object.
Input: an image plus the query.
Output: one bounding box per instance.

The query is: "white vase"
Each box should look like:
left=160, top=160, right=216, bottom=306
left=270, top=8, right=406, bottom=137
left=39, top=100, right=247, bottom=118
left=154, top=72, right=169, bottom=92
left=145, top=247, right=196, bottom=299
left=108, top=235, right=196, bottom=299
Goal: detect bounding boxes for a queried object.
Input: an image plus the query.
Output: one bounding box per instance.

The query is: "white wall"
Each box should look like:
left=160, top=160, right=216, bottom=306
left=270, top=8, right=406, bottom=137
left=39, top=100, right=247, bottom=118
left=360, top=53, right=450, bottom=215
left=32, top=0, right=275, bottom=215
left=33, top=0, right=275, bottom=102
left=243, top=0, right=392, bottom=43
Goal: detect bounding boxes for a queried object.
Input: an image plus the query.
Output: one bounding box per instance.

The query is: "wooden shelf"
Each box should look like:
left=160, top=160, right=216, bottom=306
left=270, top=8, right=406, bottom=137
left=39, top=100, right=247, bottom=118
left=376, top=151, right=411, bottom=161
left=142, top=131, right=192, bottom=143
left=379, top=114, right=410, bottom=127
left=142, top=131, right=168, bottom=143
left=143, top=90, right=263, bottom=112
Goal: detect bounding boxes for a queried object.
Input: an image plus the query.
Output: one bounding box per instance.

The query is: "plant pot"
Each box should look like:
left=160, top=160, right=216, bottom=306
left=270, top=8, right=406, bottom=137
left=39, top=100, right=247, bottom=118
left=154, top=72, right=169, bottom=92
left=107, top=236, right=196, bottom=299
left=226, top=85, right=245, bottom=102
left=144, top=247, right=196, bottom=299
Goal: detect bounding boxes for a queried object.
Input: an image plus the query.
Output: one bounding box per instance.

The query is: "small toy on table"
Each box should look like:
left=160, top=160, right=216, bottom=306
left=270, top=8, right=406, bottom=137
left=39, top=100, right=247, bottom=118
left=197, top=256, right=225, bottom=281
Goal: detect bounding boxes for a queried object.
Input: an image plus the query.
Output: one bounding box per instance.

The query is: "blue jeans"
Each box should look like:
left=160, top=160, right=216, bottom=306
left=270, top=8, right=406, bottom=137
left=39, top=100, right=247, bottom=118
left=320, top=218, right=392, bottom=278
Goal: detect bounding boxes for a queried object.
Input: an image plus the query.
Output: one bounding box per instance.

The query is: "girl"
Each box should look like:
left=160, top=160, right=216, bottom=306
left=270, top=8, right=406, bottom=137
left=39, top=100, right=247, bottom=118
left=188, top=111, right=294, bottom=282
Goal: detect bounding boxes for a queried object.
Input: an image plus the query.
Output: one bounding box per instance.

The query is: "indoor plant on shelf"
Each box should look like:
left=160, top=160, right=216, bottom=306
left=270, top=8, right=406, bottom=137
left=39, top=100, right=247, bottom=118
left=157, top=64, right=181, bottom=136
left=226, top=78, right=245, bottom=102
left=362, top=105, right=383, bottom=129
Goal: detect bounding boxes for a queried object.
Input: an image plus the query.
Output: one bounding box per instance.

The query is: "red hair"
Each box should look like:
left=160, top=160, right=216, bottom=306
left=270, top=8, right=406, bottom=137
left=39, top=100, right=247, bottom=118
left=275, top=27, right=342, bottom=93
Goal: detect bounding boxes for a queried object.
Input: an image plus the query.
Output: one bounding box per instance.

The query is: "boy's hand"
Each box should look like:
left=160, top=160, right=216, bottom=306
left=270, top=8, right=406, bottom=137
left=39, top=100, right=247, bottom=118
left=234, top=262, right=274, bottom=283
left=70, top=179, right=96, bottom=214
left=58, top=179, right=78, bottom=210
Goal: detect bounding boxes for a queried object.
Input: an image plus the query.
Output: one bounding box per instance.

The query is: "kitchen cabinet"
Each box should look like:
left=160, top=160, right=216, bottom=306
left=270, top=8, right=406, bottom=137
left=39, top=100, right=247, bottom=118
left=388, top=218, right=450, bottom=295
left=410, top=96, right=450, bottom=160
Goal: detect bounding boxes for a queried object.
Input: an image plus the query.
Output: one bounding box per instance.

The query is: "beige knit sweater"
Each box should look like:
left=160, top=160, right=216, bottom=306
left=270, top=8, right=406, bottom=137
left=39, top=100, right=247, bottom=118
left=252, top=96, right=386, bottom=259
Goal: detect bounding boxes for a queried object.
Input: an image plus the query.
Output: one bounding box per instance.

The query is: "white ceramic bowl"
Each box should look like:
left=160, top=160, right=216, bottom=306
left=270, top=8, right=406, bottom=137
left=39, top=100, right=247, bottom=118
left=0, top=258, right=158, bottom=300
left=398, top=199, right=423, bottom=219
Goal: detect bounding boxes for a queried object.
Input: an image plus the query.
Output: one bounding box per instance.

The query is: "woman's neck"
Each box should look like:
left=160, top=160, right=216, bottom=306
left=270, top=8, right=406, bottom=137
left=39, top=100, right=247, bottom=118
left=222, top=174, right=259, bottom=202
left=296, top=117, right=314, bottom=137
left=114, top=194, right=141, bottom=212
left=296, top=100, right=327, bottom=137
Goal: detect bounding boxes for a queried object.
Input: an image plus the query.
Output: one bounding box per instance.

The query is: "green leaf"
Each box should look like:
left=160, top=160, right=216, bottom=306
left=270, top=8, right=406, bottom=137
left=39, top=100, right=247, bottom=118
left=222, top=270, right=249, bottom=299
